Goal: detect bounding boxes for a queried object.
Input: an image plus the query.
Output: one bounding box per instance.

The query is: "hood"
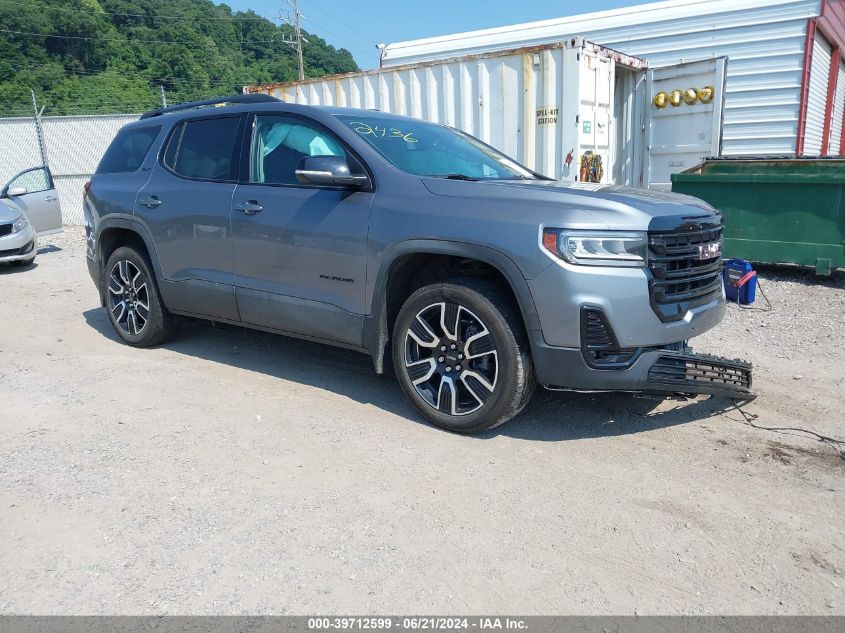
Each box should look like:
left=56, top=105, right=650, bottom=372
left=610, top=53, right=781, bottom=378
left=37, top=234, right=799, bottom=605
left=0, top=199, right=22, bottom=224
left=421, top=178, right=720, bottom=231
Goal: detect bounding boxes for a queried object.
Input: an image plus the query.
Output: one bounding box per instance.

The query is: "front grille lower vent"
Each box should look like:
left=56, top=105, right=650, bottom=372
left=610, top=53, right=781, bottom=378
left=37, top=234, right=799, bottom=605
left=583, top=309, right=615, bottom=351
left=648, top=226, right=724, bottom=322
left=648, top=354, right=752, bottom=397
left=580, top=307, right=639, bottom=368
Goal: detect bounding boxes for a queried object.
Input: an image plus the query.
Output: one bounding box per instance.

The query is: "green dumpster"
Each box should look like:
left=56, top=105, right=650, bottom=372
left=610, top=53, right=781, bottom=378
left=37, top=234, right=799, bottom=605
left=671, top=158, right=845, bottom=275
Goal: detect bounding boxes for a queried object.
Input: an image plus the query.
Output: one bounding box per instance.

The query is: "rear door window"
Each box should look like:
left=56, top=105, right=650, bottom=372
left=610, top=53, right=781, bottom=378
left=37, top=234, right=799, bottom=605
left=164, top=116, right=241, bottom=181
left=96, top=126, right=161, bottom=174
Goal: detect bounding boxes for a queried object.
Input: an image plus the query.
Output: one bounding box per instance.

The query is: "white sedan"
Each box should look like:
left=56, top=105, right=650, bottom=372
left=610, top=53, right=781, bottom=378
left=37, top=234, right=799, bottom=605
left=0, top=166, right=62, bottom=266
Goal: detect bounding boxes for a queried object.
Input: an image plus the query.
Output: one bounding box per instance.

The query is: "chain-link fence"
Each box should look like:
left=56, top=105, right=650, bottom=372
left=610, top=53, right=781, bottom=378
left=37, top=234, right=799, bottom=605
left=0, top=112, right=140, bottom=225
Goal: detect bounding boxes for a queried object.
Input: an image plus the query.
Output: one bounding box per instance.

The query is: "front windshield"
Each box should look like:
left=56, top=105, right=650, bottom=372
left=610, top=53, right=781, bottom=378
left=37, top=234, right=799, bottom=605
left=336, top=114, right=536, bottom=180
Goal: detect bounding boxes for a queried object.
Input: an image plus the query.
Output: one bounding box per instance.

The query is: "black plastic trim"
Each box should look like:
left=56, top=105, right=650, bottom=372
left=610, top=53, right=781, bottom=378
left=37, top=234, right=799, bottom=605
left=579, top=305, right=643, bottom=370
left=647, top=353, right=754, bottom=399
left=647, top=221, right=725, bottom=323
left=140, top=94, right=281, bottom=119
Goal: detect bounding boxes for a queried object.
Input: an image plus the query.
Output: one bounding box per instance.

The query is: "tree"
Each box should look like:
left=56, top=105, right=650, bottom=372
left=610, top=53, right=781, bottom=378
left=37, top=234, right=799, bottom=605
left=0, top=0, right=360, bottom=115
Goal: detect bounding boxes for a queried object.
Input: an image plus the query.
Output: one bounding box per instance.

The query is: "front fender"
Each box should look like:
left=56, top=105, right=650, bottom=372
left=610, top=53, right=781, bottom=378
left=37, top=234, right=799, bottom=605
left=362, top=239, right=542, bottom=373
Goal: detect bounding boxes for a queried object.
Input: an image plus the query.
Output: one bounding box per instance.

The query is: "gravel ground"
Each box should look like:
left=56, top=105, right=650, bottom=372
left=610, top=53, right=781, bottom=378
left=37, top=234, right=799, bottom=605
left=0, top=228, right=843, bottom=615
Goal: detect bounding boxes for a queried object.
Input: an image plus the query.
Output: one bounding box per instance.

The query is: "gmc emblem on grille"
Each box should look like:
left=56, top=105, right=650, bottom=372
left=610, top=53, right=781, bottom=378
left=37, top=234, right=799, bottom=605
left=698, top=241, right=722, bottom=260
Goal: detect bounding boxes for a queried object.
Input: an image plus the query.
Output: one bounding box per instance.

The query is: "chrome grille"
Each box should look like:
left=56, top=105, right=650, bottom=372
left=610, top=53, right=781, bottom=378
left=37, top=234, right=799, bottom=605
left=648, top=226, right=723, bottom=322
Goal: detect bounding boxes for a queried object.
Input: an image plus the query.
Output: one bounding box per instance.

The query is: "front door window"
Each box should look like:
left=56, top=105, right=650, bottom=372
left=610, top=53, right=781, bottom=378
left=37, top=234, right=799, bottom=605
left=250, top=116, right=348, bottom=185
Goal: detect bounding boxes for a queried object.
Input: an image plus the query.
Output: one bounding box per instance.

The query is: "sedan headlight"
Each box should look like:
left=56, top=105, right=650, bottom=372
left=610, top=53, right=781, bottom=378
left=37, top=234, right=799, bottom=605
left=542, top=229, right=647, bottom=267
left=11, top=214, right=29, bottom=234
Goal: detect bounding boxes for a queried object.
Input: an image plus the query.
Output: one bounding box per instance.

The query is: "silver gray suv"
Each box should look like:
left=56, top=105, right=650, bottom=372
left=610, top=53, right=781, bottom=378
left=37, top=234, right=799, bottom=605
left=84, top=95, right=752, bottom=434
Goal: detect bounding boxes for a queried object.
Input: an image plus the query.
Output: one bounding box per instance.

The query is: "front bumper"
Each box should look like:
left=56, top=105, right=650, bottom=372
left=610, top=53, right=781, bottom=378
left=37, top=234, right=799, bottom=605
left=528, top=258, right=726, bottom=348
left=525, top=238, right=754, bottom=398
left=530, top=332, right=754, bottom=400
left=0, top=224, right=36, bottom=263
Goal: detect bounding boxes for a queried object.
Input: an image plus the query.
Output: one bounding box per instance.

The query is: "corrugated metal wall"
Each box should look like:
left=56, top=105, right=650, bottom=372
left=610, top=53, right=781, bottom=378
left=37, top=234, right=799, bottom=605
left=259, top=44, right=585, bottom=179
left=804, top=32, right=834, bottom=154
left=251, top=43, right=647, bottom=183
left=0, top=114, right=138, bottom=225
left=381, top=0, right=822, bottom=156
left=830, top=64, right=845, bottom=154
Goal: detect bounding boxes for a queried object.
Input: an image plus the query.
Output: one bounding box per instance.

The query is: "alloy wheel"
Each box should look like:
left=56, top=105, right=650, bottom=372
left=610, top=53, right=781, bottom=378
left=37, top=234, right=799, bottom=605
left=107, top=259, right=150, bottom=336
left=403, top=301, right=498, bottom=416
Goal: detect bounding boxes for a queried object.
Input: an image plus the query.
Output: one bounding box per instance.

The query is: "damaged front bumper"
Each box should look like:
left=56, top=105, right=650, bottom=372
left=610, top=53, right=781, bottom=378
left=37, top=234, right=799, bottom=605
left=644, top=352, right=753, bottom=400
left=530, top=332, right=755, bottom=400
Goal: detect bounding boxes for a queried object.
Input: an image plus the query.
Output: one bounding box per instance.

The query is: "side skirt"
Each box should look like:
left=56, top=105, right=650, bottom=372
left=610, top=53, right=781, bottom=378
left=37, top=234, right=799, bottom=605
left=168, top=309, right=372, bottom=356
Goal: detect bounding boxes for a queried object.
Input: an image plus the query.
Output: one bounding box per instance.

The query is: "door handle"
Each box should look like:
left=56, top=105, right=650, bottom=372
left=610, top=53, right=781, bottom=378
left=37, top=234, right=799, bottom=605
left=235, top=200, right=263, bottom=215
left=141, top=196, right=162, bottom=209
left=45, top=195, right=58, bottom=202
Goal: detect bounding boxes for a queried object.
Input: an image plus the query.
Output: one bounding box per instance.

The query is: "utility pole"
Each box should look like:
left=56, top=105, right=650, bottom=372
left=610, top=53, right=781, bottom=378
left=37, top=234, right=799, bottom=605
left=281, top=0, right=307, bottom=81
left=30, top=89, right=49, bottom=169
left=159, top=85, right=167, bottom=108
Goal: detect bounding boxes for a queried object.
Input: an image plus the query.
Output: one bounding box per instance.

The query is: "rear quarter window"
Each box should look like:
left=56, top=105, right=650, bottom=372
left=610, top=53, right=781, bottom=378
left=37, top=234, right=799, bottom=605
left=96, top=125, right=161, bottom=174
left=162, top=116, right=242, bottom=181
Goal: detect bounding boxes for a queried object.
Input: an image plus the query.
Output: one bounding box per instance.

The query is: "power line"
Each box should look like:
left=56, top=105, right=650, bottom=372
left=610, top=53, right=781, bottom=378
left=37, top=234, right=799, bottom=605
left=11, top=65, right=281, bottom=86
left=300, top=17, right=374, bottom=59
left=299, top=0, right=375, bottom=49
left=0, top=28, right=279, bottom=45
left=0, top=0, right=275, bottom=22
left=15, top=68, right=264, bottom=87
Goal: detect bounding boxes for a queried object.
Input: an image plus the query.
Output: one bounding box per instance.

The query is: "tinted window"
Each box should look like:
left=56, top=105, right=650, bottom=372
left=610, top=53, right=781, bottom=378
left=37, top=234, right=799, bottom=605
left=336, top=114, right=535, bottom=180
left=97, top=126, right=160, bottom=174
left=6, top=166, right=51, bottom=194
left=249, top=115, right=351, bottom=185
left=167, top=117, right=241, bottom=180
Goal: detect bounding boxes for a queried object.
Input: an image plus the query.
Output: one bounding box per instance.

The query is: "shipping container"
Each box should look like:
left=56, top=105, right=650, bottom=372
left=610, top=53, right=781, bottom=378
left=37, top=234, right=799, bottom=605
left=379, top=0, right=845, bottom=159
left=246, top=39, right=728, bottom=190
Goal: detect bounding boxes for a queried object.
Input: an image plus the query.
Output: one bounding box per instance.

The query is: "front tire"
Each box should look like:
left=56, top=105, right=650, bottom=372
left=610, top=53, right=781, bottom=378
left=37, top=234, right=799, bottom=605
left=103, top=245, right=176, bottom=347
left=392, top=278, right=535, bottom=434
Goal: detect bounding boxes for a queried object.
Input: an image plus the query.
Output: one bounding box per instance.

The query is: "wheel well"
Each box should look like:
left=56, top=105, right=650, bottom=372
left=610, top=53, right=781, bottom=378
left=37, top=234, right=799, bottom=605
left=96, top=228, right=151, bottom=305
left=384, top=254, right=523, bottom=344
left=98, top=228, right=149, bottom=268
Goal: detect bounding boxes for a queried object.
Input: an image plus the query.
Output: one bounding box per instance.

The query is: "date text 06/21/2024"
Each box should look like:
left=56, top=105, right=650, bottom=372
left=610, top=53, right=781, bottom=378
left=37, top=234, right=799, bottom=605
left=307, top=617, right=529, bottom=631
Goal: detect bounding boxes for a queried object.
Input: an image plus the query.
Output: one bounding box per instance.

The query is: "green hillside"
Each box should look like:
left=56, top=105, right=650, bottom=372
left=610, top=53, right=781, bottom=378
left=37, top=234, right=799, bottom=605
left=0, top=0, right=359, bottom=116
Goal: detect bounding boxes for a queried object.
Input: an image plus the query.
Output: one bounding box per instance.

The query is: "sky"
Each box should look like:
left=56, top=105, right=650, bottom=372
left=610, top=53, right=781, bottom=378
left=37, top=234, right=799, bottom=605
left=224, top=0, right=656, bottom=69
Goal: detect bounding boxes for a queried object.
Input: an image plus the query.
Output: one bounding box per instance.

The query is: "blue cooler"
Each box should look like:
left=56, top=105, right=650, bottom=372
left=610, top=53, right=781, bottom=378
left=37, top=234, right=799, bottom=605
left=723, top=259, right=757, bottom=305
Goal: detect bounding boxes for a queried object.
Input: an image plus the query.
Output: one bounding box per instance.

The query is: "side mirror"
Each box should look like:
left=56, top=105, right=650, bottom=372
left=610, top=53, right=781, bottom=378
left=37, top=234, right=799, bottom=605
left=295, top=155, right=368, bottom=187
left=5, top=186, right=27, bottom=197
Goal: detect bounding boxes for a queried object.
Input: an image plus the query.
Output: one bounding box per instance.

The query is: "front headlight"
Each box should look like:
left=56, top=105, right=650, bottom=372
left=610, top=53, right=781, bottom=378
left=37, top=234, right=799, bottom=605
left=11, top=214, right=29, bottom=234
left=542, top=229, right=647, bottom=267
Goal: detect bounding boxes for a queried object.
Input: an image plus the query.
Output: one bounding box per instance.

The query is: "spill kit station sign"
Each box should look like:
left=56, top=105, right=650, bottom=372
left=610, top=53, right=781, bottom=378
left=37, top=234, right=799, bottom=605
left=536, top=106, right=559, bottom=125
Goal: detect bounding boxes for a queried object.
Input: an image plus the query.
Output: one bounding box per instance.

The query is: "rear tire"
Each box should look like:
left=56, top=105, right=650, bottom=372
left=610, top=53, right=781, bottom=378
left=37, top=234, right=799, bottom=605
left=392, top=277, right=535, bottom=434
left=103, top=245, right=176, bottom=347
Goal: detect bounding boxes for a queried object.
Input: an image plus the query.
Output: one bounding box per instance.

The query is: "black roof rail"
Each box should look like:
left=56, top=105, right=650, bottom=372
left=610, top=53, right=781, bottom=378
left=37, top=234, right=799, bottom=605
left=139, top=94, right=282, bottom=119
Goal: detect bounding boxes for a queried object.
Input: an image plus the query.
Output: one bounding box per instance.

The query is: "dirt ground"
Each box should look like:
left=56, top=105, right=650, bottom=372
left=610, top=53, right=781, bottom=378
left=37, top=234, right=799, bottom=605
left=1, top=228, right=843, bottom=615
